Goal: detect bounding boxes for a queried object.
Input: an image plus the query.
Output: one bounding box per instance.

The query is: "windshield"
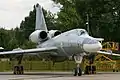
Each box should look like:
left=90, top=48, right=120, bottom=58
left=77, top=29, right=88, bottom=36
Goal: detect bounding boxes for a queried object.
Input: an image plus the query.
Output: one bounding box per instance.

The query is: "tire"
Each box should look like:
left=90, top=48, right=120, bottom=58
left=84, top=66, right=89, bottom=74
left=92, top=66, right=96, bottom=74
left=116, top=70, right=118, bottom=72
left=78, top=68, right=82, bottom=76
left=19, top=66, right=24, bottom=74
left=21, top=66, right=24, bottom=74
left=73, top=68, right=77, bottom=76
left=13, top=65, right=24, bottom=75
left=13, top=66, right=18, bottom=74
left=113, top=69, right=115, bottom=72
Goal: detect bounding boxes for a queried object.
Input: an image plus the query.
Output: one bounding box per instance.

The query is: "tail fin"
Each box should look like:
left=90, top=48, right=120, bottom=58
left=35, top=3, right=48, bottom=32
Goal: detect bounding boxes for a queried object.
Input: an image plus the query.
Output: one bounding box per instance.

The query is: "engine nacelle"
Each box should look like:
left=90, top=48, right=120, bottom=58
left=49, top=30, right=61, bottom=38
left=29, top=30, right=48, bottom=43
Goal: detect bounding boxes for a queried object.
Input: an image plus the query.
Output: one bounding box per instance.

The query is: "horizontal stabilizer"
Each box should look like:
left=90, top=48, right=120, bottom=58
left=97, top=51, right=120, bottom=56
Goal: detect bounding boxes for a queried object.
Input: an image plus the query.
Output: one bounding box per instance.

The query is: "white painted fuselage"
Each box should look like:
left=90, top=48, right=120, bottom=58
left=38, top=29, right=102, bottom=58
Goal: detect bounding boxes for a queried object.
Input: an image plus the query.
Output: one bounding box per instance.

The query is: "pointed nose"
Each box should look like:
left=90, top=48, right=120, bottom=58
left=83, top=40, right=102, bottom=52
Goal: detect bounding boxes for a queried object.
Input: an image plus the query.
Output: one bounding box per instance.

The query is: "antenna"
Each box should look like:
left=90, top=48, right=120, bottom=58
left=86, top=13, right=90, bottom=34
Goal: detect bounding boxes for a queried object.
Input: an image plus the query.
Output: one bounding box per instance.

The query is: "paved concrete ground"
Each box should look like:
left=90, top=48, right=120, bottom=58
left=0, top=72, right=120, bottom=80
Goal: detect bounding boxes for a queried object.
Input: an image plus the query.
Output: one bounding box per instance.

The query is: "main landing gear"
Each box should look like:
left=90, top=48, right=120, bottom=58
left=73, top=54, right=83, bottom=76
left=13, top=54, right=24, bottom=74
left=84, top=54, right=96, bottom=74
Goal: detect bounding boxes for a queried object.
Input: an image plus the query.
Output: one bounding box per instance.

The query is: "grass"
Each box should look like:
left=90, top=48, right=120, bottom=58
left=0, top=61, right=119, bottom=72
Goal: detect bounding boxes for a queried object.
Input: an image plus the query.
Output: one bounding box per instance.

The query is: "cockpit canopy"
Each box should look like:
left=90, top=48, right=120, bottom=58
left=77, top=29, right=88, bottom=36
left=64, top=29, right=89, bottom=36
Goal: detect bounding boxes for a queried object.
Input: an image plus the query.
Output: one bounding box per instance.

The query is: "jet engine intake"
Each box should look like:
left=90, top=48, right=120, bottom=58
left=49, top=30, right=61, bottom=38
left=29, top=30, right=48, bottom=43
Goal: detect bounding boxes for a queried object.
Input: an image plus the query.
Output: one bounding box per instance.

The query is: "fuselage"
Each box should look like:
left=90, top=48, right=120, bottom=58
left=37, top=29, right=102, bottom=60
left=29, top=4, right=102, bottom=62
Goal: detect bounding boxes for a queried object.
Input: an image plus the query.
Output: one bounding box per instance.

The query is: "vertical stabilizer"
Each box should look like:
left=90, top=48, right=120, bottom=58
left=35, top=3, right=48, bottom=32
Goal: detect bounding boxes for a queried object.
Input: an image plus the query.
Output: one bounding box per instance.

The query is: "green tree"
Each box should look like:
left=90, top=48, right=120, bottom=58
left=7, top=38, right=19, bottom=50
left=0, top=28, right=11, bottom=49
left=20, top=5, right=57, bottom=40
left=21, top=40, right=36, bottom=49
left=53, top=0, right=83, bottom=31
left=53, top=0, right=120, bottom=42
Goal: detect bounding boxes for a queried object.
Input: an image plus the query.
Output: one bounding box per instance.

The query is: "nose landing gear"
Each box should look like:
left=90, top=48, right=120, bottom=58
left=73, top=54, right=83, bottom=76
left=73, top=67, right=82, bottom=76
left=13, top=54, right=24, bottom=74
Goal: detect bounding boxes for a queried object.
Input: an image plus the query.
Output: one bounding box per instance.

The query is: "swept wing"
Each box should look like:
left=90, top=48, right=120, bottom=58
left=0, top=47, right=57, bottom=55
left=97, top=51, right=120, bottom=56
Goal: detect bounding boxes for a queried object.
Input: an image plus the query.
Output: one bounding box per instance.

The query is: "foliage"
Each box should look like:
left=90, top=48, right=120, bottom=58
left=53, top=0, right=83, bottom=31
left=0, top=28, right=12, bottom=50
left=1, top=1, right=120, bottom=60
left=0, top=5, right=56, bottom=51
left=20, top=5, right=57, bottom=40
left=52, top=0, right=120, bottom=42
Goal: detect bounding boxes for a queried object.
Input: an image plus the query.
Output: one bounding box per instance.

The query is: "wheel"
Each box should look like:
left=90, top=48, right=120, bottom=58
left=116, top=70, right=118, bottom=72
left=13, top=65, right=24, bottom=75
left=92, top=66, right=96, bottom=74
left=113, top=69, right=115, bottom=72
left=84, top=66, right=89, bottom=74
left=78, top=68, right=82, bottom=76
left=73, top=68, right=77, bottom=76
left=13, top=66, right=18, bottom=74
left=19, top=65, right=24, bottom=74
left=84, top=65, right=96, bottom=74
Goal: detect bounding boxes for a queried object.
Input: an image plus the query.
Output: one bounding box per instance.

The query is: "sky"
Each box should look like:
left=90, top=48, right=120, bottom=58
left=0, top=0, right=60, bottom=29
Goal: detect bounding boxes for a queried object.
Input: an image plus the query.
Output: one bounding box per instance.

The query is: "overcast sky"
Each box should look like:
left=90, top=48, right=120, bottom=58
left=0, top=0, right=60, bottom=29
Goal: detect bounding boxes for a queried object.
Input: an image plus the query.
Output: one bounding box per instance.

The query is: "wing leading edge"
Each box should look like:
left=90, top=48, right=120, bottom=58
left=97, top=51, right=120, bottom=56
left=0, top=47, right=58, bottom=55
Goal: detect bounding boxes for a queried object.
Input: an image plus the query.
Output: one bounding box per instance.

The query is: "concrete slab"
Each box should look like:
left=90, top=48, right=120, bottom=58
left=0, top=72, right=119, bottom=80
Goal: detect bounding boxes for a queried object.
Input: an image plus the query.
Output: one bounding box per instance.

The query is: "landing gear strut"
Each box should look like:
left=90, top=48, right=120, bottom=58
left=73, top=64, right=82, bottom=76
left=73, top=54, right=83, bottom=76
left=13, top=54, right=24, bottom=74
left=84, top=54, right=96, bottom=74
left=13, top=65, right=24, bottom=74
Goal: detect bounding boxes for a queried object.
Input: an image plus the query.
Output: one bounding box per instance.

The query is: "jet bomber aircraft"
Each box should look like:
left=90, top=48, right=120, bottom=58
left=0, top=3, right=120, bottom=76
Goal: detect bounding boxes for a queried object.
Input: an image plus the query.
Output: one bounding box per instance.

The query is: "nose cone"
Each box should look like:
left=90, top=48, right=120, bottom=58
left=83, top=42, right=102, bottom=52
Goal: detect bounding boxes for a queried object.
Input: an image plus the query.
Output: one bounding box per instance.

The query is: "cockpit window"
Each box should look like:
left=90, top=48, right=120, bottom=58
left=80, top=30, right=85, bottom=35
left=77, top=29, right=87, bottom=36
left=65, top=29, right=88, bottom=36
